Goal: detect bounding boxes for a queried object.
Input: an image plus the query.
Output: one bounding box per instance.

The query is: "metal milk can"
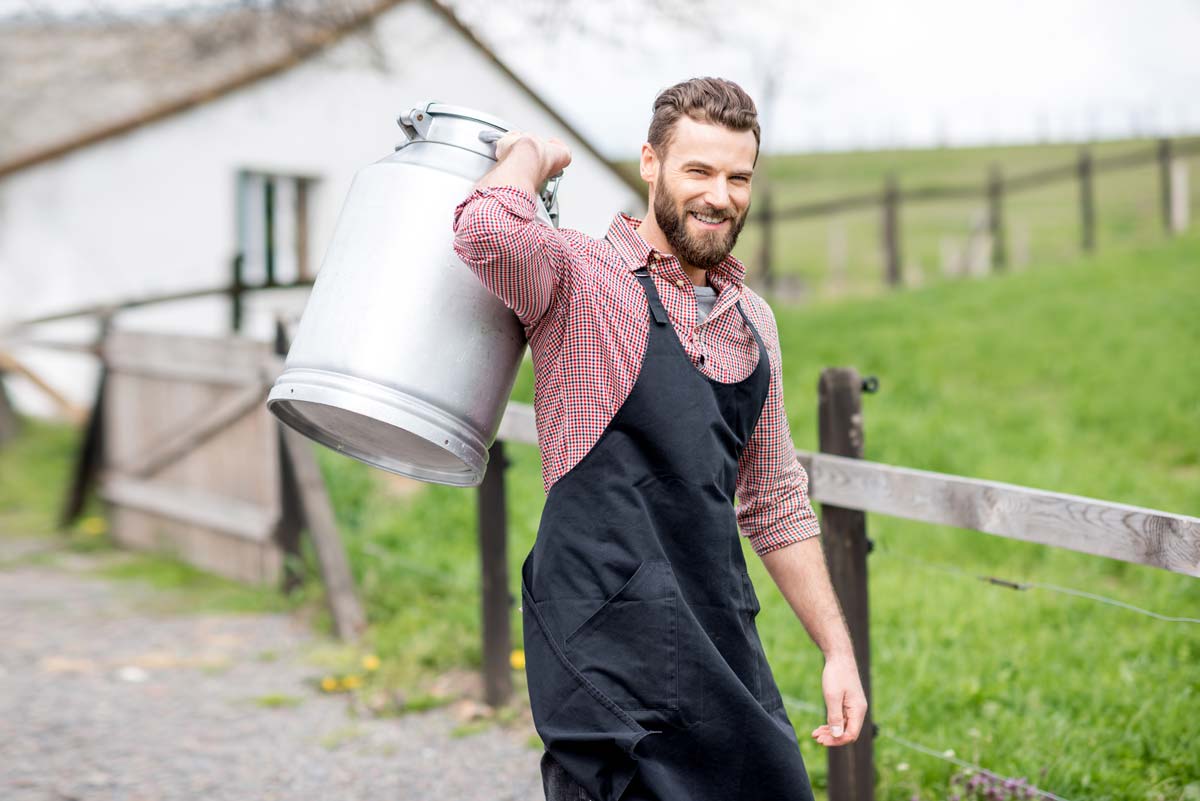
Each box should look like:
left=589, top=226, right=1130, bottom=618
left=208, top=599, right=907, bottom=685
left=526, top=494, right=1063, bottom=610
left=267, top=102, right=561, bottom=487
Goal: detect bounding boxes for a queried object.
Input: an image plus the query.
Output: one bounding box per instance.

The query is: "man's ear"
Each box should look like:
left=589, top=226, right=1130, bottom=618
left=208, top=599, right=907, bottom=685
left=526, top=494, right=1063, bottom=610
left=639, top=143, right=658, bottom=184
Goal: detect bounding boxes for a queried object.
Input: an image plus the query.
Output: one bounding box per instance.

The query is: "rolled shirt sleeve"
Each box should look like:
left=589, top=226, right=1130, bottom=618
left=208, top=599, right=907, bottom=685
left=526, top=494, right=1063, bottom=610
left=452, top=185, right=572, bottom=331
left=735, top=303, right=822, bottom=557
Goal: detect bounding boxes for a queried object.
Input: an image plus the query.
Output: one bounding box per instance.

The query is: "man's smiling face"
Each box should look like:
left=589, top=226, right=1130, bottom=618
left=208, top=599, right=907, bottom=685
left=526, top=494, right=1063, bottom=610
left=644, top=115, right=757, bottom=270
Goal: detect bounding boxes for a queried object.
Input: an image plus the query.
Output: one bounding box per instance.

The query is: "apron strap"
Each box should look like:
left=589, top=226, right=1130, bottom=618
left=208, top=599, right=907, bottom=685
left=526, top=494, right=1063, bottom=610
left=733, top=300, right=765, bottom=349
left=605, top=233, right=670, bottom=327
left=632, top=270, right=670, bottom=326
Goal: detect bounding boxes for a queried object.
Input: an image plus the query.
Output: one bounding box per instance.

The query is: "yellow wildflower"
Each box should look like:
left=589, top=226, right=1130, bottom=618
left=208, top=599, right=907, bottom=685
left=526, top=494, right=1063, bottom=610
left=361, top=654, right=381, bottom=672
left=342, top=674, right=363, bottom=689
left=80, top=516, right=107, bottom=536
left=320, top=676, right=340, bottom=692
left=510, top=649, right=525, bottom=670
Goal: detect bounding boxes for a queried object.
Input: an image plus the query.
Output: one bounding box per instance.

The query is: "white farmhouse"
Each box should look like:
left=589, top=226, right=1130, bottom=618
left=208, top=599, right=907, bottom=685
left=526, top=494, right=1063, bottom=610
left=0, top=0, right=644, bottom=417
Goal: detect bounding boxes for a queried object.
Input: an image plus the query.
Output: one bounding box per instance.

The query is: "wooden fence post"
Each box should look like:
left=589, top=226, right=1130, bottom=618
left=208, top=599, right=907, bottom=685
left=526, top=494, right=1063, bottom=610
left=758, top=181, right=775, bottom=291
left=231, top=252, right=246, bottom=333
left=264, top=176, right=277, bottom=287
left=1078, top=148, right=1096, bottom=253
left=273, top=319, right=305, bottom=594
left=818, top=367, right=876, bottom=801
left=1158, top=139, right=1174, bottom=236
left=59, top=312, right=113, bottom=529
left=478, top=440, right=514, bottom=707
left=280, top=428, right=367, bottom=641
left=988, top=164, right=1007, bottom=271
left=882, top=176, right=901, bottom=287
left=270, top=318, right=365, bottom=639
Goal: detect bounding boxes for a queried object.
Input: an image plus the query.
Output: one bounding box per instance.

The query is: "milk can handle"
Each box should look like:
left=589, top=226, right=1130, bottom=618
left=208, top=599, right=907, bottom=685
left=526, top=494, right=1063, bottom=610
left=477, top=129, right=562, bottom=228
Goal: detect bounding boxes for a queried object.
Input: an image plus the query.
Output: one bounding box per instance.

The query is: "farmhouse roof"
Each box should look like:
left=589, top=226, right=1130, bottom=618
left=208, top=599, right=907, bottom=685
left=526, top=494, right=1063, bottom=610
left=0, top=0, right=642, bottom=195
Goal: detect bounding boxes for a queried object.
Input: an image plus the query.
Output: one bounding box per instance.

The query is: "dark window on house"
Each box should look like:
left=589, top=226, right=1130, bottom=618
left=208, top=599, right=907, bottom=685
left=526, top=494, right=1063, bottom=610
left=236, top=170, right=316, bottom=286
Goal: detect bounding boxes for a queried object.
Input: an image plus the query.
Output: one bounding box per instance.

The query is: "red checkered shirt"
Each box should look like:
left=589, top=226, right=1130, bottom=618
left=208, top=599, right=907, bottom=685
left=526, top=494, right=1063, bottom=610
left=452, top=185, right=821, bottom=556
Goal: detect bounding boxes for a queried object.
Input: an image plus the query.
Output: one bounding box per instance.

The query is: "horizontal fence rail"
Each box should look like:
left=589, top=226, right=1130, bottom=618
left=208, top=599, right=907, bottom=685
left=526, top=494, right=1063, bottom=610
left=495, top=401, right=1200, bottom=577
left=770, top=137, right=1200, bottom=223
left=752, top=136, right=1200, bottom=292
left=0, top=277, right=314, bottom=335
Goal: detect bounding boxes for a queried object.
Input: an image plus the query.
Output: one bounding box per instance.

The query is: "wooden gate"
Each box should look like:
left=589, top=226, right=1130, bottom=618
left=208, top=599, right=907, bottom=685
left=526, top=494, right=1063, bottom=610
left=100, top=330, right=283, bottom=584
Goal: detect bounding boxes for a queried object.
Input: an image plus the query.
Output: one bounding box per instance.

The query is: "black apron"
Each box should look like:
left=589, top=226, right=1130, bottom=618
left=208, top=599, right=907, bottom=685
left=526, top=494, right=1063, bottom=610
left=519, top=239, right=816, bottom=801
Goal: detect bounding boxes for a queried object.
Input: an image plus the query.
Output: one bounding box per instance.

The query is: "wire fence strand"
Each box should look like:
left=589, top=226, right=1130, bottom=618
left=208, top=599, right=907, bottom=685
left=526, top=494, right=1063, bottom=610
left=872, top=546, right=1200, bottom=624
left=880, top=729, right=1076, bottom=801
left=779, top=693, right=1076, bottom=801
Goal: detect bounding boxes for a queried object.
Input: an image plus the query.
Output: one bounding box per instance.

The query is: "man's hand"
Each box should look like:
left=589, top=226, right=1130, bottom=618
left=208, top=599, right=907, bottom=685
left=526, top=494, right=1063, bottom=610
left=810, top=654, right=868, bottom=747
left=491, top=132, right=572, bottom=189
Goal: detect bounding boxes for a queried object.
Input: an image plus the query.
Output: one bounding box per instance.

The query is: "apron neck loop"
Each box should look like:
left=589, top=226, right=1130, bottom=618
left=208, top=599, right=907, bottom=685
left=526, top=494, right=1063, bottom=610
left=632, top=271, right=670, bottom=326
left=605, top=234, right=670, bottom=327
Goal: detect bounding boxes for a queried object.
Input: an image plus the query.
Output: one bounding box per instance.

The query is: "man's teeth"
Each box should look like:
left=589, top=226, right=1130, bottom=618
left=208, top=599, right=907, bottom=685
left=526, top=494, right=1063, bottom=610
left=691, top=212, right=724, bottom=224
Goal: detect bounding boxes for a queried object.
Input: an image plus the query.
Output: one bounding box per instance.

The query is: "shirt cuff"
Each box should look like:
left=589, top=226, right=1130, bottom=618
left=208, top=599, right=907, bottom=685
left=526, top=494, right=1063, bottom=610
left=748, top=514, right=822, bottom=557
left=452, top=185, right=539, bottom=227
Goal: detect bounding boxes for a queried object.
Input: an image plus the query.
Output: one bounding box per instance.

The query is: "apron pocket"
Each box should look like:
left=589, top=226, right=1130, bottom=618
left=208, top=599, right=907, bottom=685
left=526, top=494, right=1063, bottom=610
left=560, top=558, right=679, bottom=712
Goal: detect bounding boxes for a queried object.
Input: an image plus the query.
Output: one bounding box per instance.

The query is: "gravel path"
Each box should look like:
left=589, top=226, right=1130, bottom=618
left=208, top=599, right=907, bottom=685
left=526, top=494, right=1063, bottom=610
left=0, top=537, right=545, bottom=801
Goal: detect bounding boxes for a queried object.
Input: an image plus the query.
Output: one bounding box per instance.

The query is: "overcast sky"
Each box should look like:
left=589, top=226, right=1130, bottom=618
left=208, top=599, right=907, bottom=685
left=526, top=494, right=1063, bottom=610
left=9, top=0, right=1200, bottom=157
left=452, top=0, right=1200, bottom=156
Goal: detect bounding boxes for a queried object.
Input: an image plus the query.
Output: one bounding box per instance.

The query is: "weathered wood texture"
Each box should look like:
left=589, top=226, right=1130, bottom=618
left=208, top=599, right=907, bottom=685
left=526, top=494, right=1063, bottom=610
left=270, top=317, right=364, bottom=639
left=793, top=450, right=1200, bottom=577
left=498, top=401, right=1200, bottom=576
left=1078, top=148, right=1096, bottom=252
left=817, top=367, right=875, bottom=801
left=3, top=279, right=314, bottom=331
left=987, top=164, right=1007, bottom=270
left=478, top=440, right=514, bottom=707
left=124, top=383, right=268, bottom=478
left=60, top=367, right=107, bottom=528
left=280, top=427, right=366, bottom=641
left=0, top=349, right=87, bottom=422
left=881, top=176, right=901, bottom=287
left=101, top=330, right=283, bottom=584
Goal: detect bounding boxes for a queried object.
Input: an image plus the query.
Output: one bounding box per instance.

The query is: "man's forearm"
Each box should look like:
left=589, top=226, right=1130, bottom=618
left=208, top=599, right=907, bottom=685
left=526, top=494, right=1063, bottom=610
left=760, top=535, right=856, bottom=662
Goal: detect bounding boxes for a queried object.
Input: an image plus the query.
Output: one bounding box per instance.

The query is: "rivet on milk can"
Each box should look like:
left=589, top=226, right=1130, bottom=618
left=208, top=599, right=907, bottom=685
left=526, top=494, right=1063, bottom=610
left=267, top=102, right=563, bottom=486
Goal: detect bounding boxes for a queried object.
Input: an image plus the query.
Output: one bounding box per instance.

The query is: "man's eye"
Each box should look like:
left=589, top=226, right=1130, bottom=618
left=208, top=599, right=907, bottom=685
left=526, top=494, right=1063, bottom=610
left=689, top=169, right=706, bottom=175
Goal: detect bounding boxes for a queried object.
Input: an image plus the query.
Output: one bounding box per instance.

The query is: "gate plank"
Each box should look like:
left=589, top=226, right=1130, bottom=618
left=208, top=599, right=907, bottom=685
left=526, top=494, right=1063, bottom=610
left=102, top=475, right=276, bottom=542
left=125, top=382, right=267, bottom=478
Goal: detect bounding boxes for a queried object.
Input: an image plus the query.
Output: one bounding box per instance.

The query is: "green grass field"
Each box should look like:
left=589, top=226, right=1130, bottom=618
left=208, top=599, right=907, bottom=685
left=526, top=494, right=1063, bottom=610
left=3, top=148, right=1198, bottom=800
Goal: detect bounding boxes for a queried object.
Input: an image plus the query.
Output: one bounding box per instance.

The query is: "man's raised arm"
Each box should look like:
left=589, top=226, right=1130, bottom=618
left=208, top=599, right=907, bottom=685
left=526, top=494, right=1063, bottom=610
left=451, top=133, right=575, bottom=330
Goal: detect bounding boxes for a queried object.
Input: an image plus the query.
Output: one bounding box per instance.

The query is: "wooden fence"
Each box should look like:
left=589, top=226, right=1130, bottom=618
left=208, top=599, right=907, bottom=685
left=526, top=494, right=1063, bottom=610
left=755, top=136, right=1200, bottom=290
left=4, top=206, right=1198, bottom=795
left=479, top=366, right=1200, bottom=800
left=2, top=279, right=366, bottom=642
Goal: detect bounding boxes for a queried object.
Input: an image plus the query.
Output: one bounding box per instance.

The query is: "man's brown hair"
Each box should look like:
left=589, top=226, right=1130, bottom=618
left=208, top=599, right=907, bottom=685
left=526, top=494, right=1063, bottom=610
left=647, top=77, right=761, bottom=164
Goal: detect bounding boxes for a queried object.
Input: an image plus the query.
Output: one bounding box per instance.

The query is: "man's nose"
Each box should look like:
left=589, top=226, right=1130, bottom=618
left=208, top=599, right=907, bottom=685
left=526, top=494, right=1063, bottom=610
left=704, top=177, right=731, bottom=210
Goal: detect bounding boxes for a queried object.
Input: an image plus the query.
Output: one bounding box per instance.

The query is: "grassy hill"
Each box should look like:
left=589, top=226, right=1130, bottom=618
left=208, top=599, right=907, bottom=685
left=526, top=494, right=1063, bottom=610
left=3, top=226, right=1197, bottom=798
left=307, top=230, right=1199, bottom=800
left=620, top=136, right=1200, bottom=303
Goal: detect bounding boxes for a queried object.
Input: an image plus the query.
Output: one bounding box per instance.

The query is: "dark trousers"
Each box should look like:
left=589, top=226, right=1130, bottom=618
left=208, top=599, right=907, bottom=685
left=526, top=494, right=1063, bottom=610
left=540, top=751, right=595, bottom=801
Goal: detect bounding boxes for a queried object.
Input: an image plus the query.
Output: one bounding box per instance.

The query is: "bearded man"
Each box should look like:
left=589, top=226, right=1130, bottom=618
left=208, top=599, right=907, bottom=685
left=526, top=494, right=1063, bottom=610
left=452, top=77, right=867, bottom=801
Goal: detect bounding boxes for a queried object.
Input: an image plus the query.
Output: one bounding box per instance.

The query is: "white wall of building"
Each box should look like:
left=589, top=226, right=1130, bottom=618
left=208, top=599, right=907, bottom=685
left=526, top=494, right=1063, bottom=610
left=0, top=0, right=643, bottom=416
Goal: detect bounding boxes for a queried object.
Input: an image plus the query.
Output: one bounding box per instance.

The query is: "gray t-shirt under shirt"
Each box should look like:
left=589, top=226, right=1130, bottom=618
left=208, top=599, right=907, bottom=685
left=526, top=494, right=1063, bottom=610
left=695, top=284, right=718, bottom=325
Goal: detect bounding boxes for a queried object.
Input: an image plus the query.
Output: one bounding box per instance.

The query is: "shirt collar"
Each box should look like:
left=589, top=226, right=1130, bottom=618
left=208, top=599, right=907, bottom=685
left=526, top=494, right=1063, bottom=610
left=605, top=212, right=747, bottom=287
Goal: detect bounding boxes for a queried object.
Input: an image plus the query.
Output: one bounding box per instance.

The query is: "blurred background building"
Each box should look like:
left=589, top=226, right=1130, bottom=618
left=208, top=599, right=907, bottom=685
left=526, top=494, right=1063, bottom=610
left=0, top=0, right=641, bottom=417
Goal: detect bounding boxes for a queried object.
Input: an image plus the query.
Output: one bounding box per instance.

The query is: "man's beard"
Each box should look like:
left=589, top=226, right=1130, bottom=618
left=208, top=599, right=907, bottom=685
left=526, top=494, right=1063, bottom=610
left=654, top=183, right=749, bottom=270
